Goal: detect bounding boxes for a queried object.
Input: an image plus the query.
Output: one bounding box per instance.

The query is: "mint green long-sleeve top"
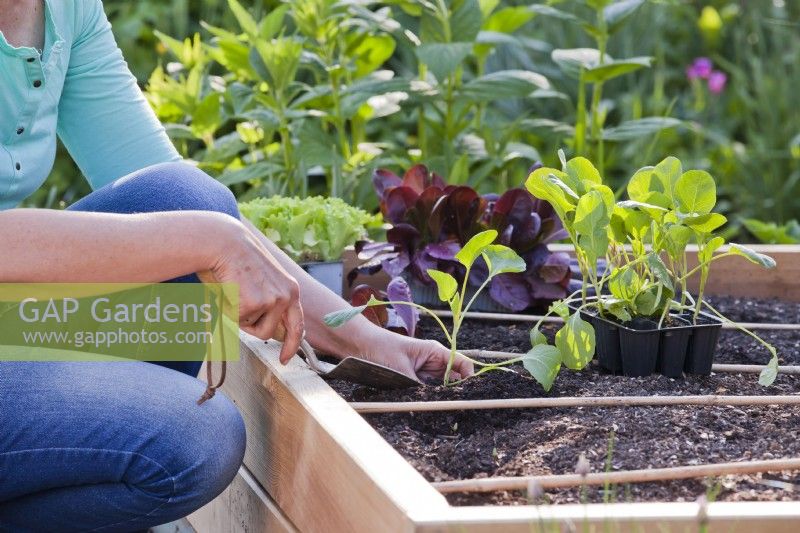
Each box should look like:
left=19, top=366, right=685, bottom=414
left=0, top=0, right=180, bottom=210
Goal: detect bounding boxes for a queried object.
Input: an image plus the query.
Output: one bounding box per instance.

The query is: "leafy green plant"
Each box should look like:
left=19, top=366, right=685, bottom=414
left=146, top=0, right=409, bottom=204
left=145, top=0, right=561, bottom=205
left=324, top=229, right=564, bottom=387
left=239, top=196, right=381, bottom=262
left=526, top=1, right=681, bottom=175
left=39, top=0, right=800, bottom=246
left=525, top=152, right=781, bottom=387
left=394, top=0, right=550, bottom=184
left=743, top=219, right=800, bottom=245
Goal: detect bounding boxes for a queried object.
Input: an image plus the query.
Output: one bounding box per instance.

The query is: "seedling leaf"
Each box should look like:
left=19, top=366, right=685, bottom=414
left=565, top=156, right=601, bottom=190
left=698, top=236, right=726, bottom=265
left=759, top=355, right=779, bottom=386
left=323, top=296, right=381, bottom=327
left=482, top=245, right=526, bottom=277
left=617, top=200, right=667, bottom=212
left=602, top=299, right=632, bottom=323
left=646, top=253, right=674, bottom=291
left=455, top=230, right=498, bottom=268
left=555, top=313, right=596, bottom=370
left=549, top=300, right=570, bottom=319
left=653, top=156, right=682, bottom=202
left=634, top=283, right=663, bottom=316
left=684, top=213, right=727, bottom=234
left=578, top=228, right=609, bottom=265
left=664, top=224, right=692, bottom=261
left=729, top=243, right=777, bottom=269
left=526, top=168, right=577, bottom=217
left=626, top=166, right=657, bottom=203
left=522, top=345, right=562, bottom=392
left=608, top=267, right=641, bottom=301
left=675, top=170, right=716, bottom=215
left=530, top=327, right=548, bottom=347
left=427, top=269, right=458, bottom=302
left=575, top=191, right=610, bottom=237
left=589, top=184, right=616, bottom=217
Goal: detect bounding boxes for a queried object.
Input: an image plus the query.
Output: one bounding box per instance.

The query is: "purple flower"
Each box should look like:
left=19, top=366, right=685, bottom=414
left=707, top=70, right=727, bottom=94
left=686, top=57, right=713, bottom=80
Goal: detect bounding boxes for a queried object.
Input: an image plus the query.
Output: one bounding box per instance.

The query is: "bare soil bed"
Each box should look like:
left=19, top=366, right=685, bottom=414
left=330, top=297, right=800, bottom=505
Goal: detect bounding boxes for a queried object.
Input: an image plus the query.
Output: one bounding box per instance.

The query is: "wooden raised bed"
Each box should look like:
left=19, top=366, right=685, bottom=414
left=189, top=245, right=800, bottom=532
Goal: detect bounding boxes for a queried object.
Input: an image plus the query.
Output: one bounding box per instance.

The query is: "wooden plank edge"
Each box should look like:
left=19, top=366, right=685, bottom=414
left=235, top=334, right=449, bottom=533
left=414, top=501, right=800, bottom=533
left=187, top=465, right=297, bottom=533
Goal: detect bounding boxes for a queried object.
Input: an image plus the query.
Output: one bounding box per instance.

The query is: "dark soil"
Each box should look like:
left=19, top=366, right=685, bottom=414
left=330, top=296, right=800, bottom=505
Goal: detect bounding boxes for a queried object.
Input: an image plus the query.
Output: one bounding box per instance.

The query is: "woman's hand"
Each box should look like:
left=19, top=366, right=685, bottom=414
left=238, top=216, right=472, bottom=379
left=202, top=218, right=304, bottom=363
left=356, top=330, right=475, bottom=383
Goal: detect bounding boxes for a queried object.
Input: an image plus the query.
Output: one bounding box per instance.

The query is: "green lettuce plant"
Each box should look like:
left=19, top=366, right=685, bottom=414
left=239, top=196, right=381, bottom=263
left=525, top=152, right=781, bottom=387
left=324, top=230, right=565, bottom=387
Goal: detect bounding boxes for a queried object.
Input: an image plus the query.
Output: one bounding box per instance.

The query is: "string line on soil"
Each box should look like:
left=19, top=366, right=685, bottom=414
left=430, top=458, right=800, bottom=493
left=458, top=349, right=800, bottom=375
left=349, top=395, right=800, bottom=414
left=431, top=310, right=800, bottom=331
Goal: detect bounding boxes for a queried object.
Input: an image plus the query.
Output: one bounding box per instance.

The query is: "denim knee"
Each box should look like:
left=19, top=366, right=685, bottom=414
left=92, top=386, right=248, bottom=529
left=69, top=161, right=240, bottom=221
left=165, top=390, right=247, bottom=516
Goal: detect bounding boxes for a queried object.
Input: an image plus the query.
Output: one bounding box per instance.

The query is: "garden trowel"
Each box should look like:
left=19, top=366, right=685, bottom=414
left=274, top=326, right=420, bottom=389
left=195, top=271, right=416, bottom=391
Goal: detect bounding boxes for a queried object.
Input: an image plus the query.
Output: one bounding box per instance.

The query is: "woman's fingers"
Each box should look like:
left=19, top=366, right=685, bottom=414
left=238, top=295, right=304, bottom=365
left=239, top=309, right=265, bottom=331
left=279, top=303, right=305, bottom=364
left=451, top=352, right=475, bottom=377
left=252, top=301, right=287, bottom=341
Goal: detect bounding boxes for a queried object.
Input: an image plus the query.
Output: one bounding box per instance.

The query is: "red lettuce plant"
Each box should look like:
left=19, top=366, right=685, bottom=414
left=350, top=279, right=418, bottom=337
left=352, top=165, right=572, bottom=311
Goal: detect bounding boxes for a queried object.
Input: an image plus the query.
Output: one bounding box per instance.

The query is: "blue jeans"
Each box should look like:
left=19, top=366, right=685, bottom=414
left=0, top=163, right=246, bottom=532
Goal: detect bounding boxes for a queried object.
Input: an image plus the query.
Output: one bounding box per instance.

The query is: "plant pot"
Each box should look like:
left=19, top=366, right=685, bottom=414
left=405, top=276, right=510, bottom=313
left=618, top=317, right=661, bottom=377
left=575, top=308, right=622, bottom=375
left=593, top=316, right=623, bottom=375
left=658, top=316, right=693, bottom=378
left=568, top=298, right=727, bottom=378
left=679, top=312, right=723, bottom=375
left=301, top=261, right=343, bottom=297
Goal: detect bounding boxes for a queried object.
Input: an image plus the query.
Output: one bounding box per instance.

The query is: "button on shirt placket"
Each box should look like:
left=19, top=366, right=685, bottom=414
left=10, top=53, right=45, bottom=188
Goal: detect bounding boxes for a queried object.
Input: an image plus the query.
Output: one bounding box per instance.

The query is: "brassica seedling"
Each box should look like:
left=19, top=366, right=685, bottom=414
left=324, top=230, right=566, bottom=387
left=527, top=153, right=780, bottom=386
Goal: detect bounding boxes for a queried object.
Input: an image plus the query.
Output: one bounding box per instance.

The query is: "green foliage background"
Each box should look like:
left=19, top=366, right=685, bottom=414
left=35, top=0, right=800, bottom=240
